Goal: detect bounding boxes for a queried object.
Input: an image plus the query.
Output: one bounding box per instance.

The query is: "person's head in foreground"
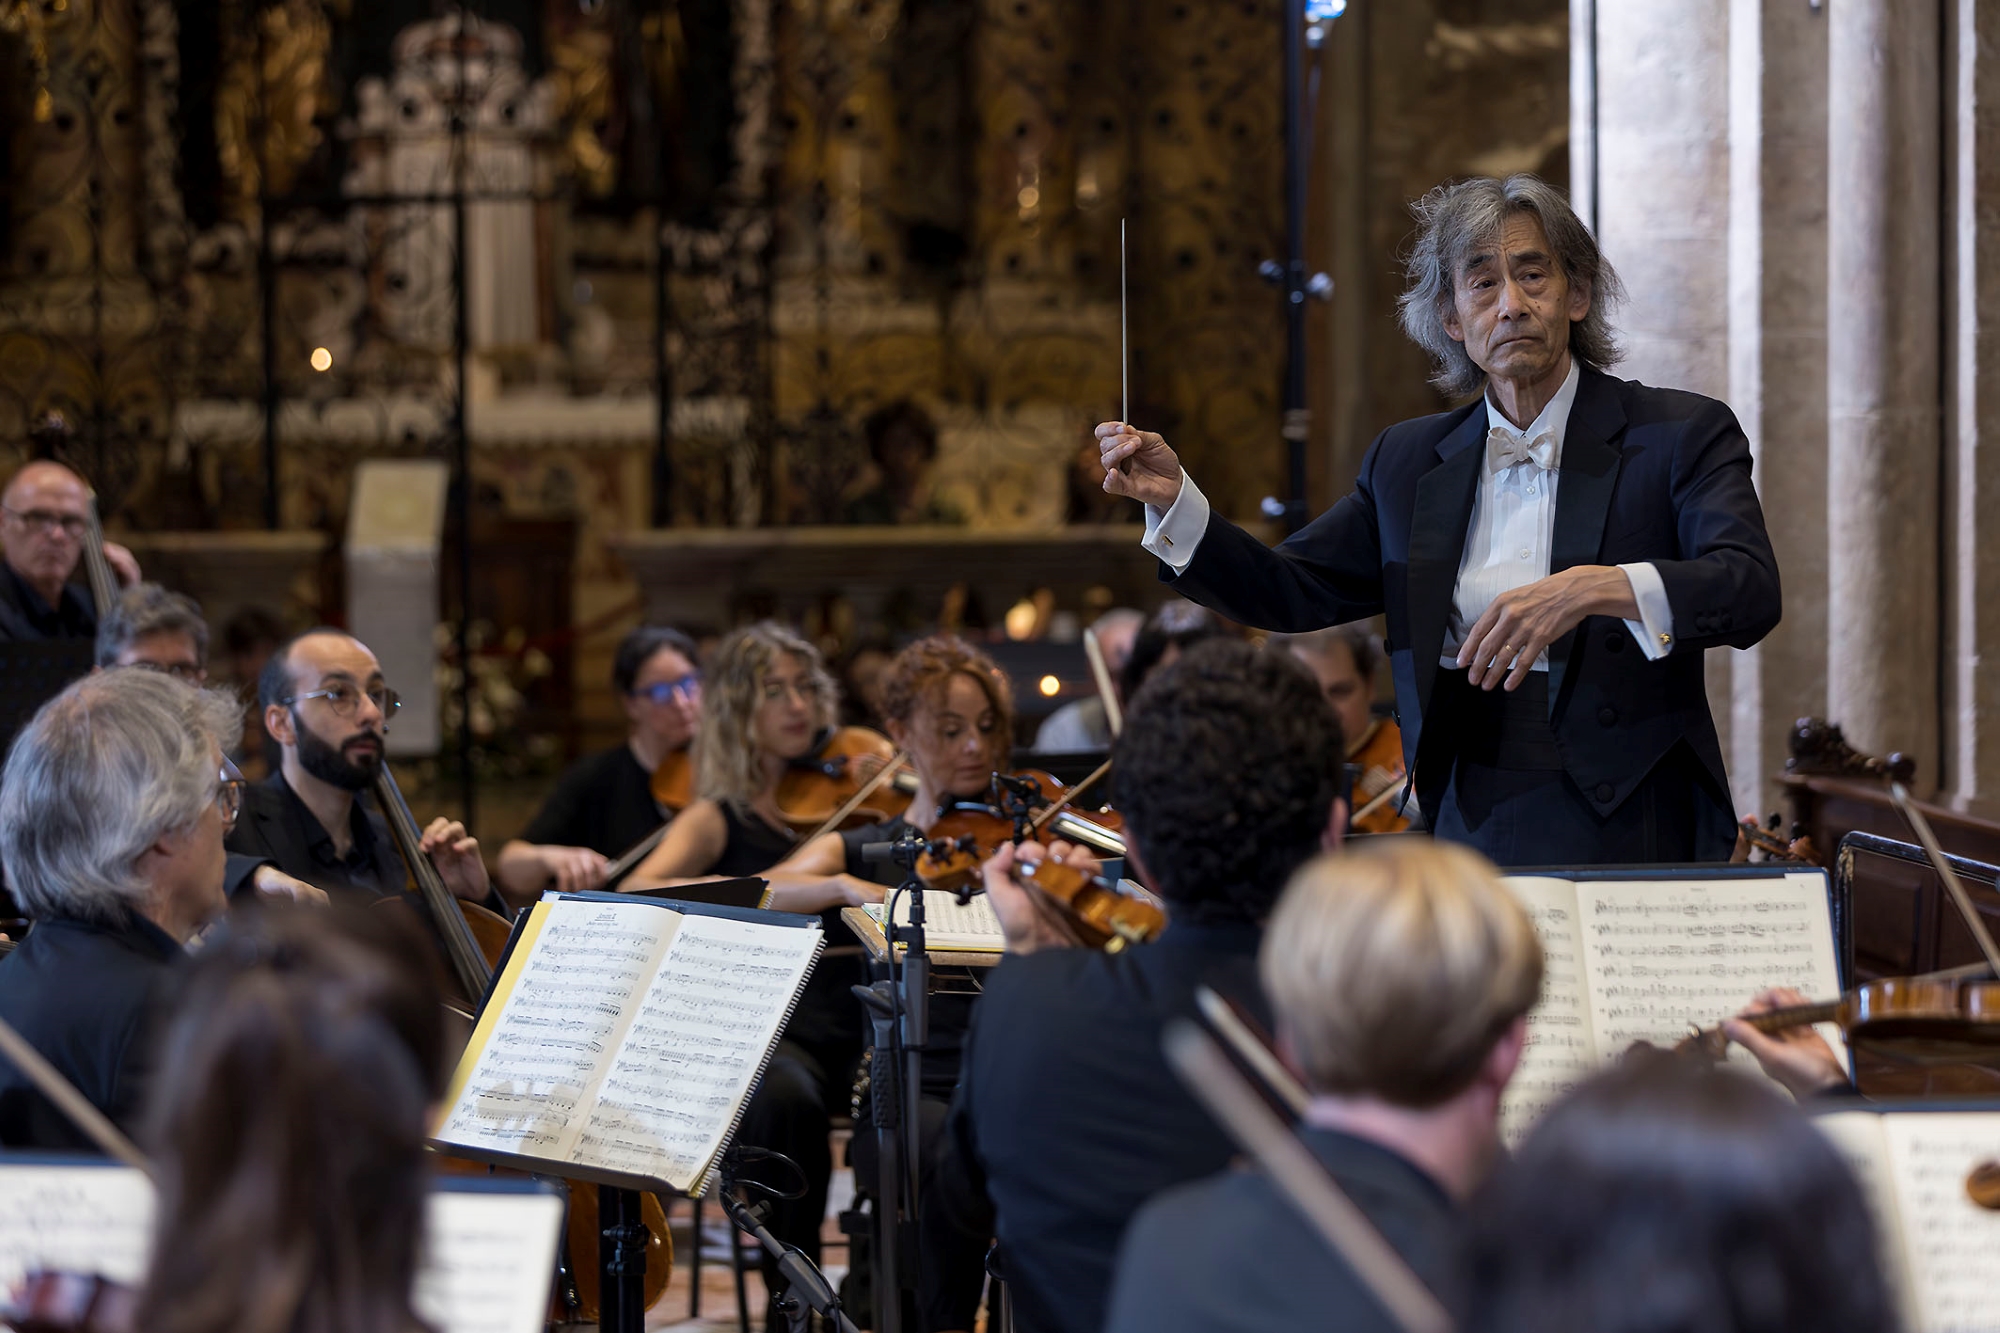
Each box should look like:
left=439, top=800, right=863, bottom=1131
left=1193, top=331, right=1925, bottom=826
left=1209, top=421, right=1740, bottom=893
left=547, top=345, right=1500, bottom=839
left=1264, top=838, right=1542, bottom=1195
left=135, top=903, right=447, bottom=1333
left=1463, top=1054, right=1895, bottom=1333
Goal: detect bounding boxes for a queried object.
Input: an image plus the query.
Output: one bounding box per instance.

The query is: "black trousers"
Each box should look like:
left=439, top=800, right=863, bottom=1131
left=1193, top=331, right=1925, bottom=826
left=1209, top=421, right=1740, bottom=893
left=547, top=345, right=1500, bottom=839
left=1426, top=670, right=1735, bottom=867
left=849, top=1094, right=990, bottom=1331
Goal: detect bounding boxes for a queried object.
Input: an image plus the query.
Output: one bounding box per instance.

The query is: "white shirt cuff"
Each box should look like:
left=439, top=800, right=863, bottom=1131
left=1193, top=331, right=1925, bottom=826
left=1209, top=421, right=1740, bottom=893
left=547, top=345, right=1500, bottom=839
left=1141, top=473, right=1212, bottom=573
left=1619, top=561, right=1676, bottom=660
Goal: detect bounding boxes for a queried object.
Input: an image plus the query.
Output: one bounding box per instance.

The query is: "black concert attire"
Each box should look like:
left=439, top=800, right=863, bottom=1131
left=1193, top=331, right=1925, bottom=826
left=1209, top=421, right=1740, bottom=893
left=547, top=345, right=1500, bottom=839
left=515, top=743, right=667, bottom=858
left=0, top=912, right=181, bottom=1149
left=931, top=919, right=1269, bottom=1333
left=1153, top=368, right=1781, bottom=865
left=0, top=563, right=94, bottom=642
left=1103, top=1127, right=1465, bottom=1333
left=225, top=771, right=402, bottom=901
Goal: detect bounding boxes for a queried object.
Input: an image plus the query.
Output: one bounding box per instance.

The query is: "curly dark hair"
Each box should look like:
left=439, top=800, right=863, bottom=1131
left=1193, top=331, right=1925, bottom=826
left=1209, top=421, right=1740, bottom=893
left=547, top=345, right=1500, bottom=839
left=1465, top=1056, right=1895, bottom=1333
left=1111, top=638, right=1345, bottom=924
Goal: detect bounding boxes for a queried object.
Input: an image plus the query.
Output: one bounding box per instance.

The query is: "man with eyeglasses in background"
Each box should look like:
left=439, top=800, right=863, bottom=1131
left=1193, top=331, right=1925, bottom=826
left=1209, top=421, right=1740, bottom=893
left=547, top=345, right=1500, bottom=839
left=92, top=584, right=328, bottom=909
left=496, top=624, right=701, bottom=903
left=227, top=629, right=494, bottom=906
left=0, top=461, right=141, bottom=642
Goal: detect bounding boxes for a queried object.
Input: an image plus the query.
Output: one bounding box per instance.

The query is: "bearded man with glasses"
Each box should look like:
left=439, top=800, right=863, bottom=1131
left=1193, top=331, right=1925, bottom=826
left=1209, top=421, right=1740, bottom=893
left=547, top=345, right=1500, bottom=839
left=0, top=461, right=142, bottom=642
left=226, top=628, right=495, bottom=907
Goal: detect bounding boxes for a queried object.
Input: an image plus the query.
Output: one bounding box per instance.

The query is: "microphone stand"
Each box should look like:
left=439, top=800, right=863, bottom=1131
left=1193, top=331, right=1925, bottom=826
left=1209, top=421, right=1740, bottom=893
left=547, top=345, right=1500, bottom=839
left=718, top=1157, right=865, bottom=1333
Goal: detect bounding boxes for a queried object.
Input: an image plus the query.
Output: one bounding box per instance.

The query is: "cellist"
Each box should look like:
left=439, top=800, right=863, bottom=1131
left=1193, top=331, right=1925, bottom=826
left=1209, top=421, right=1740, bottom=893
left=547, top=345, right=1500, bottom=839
left=495, top=624, right=701, bottom=901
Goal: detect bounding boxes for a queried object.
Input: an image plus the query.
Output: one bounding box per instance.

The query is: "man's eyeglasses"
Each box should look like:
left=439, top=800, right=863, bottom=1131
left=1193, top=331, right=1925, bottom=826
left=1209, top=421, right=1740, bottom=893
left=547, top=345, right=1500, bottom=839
left=1, top=506, right=87, bottom=537
left=216, top=758, right=248, bottom=833
left=283, top=682, right=402, bottom=719
left=633, top=673, right=701, bottom=706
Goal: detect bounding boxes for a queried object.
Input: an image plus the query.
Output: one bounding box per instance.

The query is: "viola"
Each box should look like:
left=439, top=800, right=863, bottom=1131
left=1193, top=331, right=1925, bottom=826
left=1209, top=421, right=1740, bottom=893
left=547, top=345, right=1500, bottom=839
left=370, top=768, right=672, bottom=1320
left=773, top=726, right=913, bottom=834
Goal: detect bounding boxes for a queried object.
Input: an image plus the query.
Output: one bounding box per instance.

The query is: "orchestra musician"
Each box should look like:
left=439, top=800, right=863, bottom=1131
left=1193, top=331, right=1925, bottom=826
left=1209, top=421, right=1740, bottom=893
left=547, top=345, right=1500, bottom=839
left=623, top=620, right=880, bottom=1321
left=1099, top=173, right=1782, bottom=865
left=1033, top=607, right=1142, bottom=753
left=1463, top=1056, right=1894, bottom=1333
left=762, top=634, right=1019, bottom=1330
left=227, top=629, right=493, bottom=906
left=96, top=586, right=325, bottom=908
left=495, top=624, right=702, bottom=900
left=1103, top=839, right=1541, bottom=1333
left=0, top=669, right=242, bottom=1149
left=0, top=461, right=140, bottom=642
left=928, top=639, right=1347, bottom=1333
left=1269, top=625, right=1409, bottom=834
left=134, top=903, right=448, bottom=1333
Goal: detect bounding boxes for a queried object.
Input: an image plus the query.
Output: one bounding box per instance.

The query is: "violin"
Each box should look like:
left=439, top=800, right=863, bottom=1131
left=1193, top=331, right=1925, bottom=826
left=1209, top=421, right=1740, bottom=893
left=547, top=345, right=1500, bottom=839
left=774, top=726, right=912, bottom=834
left=1346, top=721, right=1411, bottom=836
left=648, top=748, right=695, bottom=813
left=1, top=1272, right=134, bottom=1333
left=1012, top=855, right=1166, bottom=953
left=369, top=768, right=672, bottom=1320
left=915, top=765, right=1126, bottom=891
left=1735, top=812, right=1822, bottom=866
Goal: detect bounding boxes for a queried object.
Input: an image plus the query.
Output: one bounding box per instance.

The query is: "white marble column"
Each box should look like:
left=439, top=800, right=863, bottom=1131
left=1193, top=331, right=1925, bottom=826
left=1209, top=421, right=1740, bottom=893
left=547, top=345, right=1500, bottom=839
left=1826, top=0, right=1941, bottom=782
left=1725, top=0, right=1829, bottom=814
left=1946, top=0, right=2000, bottom=816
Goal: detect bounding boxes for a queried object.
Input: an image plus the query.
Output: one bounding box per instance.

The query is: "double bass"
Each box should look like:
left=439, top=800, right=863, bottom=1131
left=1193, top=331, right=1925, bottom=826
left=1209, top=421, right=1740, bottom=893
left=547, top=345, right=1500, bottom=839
left=370, top=767, right=673, bottom=1320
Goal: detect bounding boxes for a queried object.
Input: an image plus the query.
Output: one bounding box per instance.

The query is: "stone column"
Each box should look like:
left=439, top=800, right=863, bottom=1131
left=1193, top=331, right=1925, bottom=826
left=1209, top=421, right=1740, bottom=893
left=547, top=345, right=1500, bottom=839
left=1945, top=0, right=2000, bottom=815
left=1584, top=2, right=1738, bottom=780
left=1826, top=0, right=1941, bottom=780
left=1724, top=0, right=1829, bottom=814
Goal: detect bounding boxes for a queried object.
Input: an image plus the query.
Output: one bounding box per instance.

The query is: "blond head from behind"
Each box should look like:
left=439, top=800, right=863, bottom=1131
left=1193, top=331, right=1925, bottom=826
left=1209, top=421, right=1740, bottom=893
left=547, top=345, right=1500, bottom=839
left=1263, top=838, right=1542, bottom=1108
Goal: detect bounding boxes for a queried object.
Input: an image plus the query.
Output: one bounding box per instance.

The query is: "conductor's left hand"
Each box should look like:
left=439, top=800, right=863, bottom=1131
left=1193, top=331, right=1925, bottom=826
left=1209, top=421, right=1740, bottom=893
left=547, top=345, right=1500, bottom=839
left=421, top=817, right=493, bottom=902
left=1457, top=565, right=1638, bottom=691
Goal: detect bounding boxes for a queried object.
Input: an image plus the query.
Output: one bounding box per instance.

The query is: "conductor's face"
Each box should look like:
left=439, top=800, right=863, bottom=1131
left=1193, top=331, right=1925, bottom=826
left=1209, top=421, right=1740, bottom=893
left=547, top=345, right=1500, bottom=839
left=1442, top=212, right=1591, bottom=394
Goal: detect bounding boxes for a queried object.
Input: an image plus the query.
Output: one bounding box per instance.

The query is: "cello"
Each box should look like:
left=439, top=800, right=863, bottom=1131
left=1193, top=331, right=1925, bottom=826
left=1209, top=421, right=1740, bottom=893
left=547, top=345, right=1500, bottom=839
left=370, top=767, right=673, bottom=1320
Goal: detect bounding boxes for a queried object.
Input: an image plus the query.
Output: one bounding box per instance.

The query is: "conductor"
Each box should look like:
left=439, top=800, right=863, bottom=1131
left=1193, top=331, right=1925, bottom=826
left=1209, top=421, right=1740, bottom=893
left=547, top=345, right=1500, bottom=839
left=1099, top=174, right=1780, bottom=865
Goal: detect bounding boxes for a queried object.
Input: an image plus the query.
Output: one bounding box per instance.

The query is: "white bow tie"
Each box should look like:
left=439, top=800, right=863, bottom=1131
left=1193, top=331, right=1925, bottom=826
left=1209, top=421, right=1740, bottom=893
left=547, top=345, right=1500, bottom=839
left=1488, top=425, right=1559, bottom=473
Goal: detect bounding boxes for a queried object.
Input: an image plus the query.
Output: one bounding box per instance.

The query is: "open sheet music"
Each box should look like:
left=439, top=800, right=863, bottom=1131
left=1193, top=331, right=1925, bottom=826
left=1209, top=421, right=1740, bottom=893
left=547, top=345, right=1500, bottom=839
left=0, top=1159, right=564, bottom=1333
left=1816, top=1108, right=2000, bottom=1333
left=1501, top=870, right=1843, bottom=1139
left=433, top=894, right=823, bottom=1195
left=864, top=889, right=1006, bottom=952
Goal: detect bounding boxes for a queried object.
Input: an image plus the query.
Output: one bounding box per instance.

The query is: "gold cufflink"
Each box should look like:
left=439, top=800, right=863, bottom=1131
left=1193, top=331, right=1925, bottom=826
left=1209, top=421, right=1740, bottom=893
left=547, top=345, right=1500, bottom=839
left=1658, top=632, right=1671, bottom=647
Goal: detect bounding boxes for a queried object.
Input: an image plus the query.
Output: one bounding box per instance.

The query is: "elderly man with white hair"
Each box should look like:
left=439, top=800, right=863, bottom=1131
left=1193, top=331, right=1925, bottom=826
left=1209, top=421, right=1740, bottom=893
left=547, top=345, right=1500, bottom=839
left=1098, top=173, right=1782, bottom=866
left=0, top=668, right=243, bottom=1149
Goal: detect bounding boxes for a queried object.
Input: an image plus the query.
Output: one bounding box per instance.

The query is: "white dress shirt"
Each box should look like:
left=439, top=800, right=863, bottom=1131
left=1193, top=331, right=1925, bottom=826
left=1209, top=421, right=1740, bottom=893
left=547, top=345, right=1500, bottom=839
left=1140, top=358, right=1675, bottom=666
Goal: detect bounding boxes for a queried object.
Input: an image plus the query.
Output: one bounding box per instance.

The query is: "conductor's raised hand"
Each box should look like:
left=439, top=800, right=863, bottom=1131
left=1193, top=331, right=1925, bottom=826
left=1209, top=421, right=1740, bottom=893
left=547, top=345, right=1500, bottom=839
left=1094, top=422, right=1184, bottom=509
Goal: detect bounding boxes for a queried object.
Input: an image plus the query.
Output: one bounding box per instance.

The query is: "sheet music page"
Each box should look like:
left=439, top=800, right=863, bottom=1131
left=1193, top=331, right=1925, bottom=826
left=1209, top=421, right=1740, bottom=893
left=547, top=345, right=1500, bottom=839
left=866, top=889, right=1005, bottom=952
left=574, top=912, right=821, bottom=1192
left=1572, top=873, right=1842, bottom=1060
left=1814, top=1113, right=1920, bottom=1331
left=1878, top=1112, right=2000, bottom=1333
left=414, top=1187, right=567, bottom=1333
left=437, top=898, right=682, bottom=1163
left=1499, top=876, right=1597, bottom=1141
left=0, top=1162, right=152, bottom=1289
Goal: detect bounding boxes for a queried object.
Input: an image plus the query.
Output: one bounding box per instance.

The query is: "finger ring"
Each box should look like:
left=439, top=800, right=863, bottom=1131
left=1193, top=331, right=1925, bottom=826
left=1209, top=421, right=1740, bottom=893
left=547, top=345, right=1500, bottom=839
left=1500, top=644, right=1514, bottom=657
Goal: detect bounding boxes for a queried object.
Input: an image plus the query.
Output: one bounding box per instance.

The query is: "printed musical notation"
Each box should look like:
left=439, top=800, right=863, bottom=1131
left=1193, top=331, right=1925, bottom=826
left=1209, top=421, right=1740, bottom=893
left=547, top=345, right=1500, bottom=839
left=865, top=890, right=1006, bottom=952
left=0, top=1164, right=153, bottom=1288
left=413, top=1189, right=568, bottom=1333
left=1500, top=873, right=1841, bottom=1141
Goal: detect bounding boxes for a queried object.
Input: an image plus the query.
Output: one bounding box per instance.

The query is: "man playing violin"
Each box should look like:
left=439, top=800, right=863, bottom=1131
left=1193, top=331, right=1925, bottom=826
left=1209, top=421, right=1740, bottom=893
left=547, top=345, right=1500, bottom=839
left=1098, top=174, right=1780, bottom=866
left=1105, top=839, right=1542, bottom=1333
left=496, top=624, right=702, bottom=901
left=929, top=638, right=1348, bottom=1333
left=1271, top=625, right=1409, bottom=834
left=227, top=630, right=492, bottom=906
left=0, top=669, right=241, bottom=1149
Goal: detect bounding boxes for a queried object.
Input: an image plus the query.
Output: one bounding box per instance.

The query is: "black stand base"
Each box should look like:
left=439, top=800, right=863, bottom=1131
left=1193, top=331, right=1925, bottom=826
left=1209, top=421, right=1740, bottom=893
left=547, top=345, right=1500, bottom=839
left=597, top=1184, right=651, bottom=1333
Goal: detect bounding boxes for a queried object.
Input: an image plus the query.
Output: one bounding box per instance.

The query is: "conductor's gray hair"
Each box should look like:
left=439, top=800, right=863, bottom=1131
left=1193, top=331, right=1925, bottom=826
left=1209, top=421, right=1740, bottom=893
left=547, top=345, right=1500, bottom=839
left=1397, top=174, right=1626, bottom=400
left=0, top=669, right=243, bottom=924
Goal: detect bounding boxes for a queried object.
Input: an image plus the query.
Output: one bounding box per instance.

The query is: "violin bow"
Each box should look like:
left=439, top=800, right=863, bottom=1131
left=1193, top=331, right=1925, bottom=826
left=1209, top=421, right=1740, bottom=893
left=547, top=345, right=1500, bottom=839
left=1027, top=757, right=1114, bottom=839
left=0, top=1011, right=150, bottom=1173
left=1350, top=774, right=1411, bottom=828
left=1083, top=628, right=1124, bottom=739
left=1890, top=783, right=2000, bottom=979
left=799, top=751, right=911, bottom=847
left=1194, top=985, right=1308, bottom=1117
left=1163, top=1020, right=1452, bottom=1333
